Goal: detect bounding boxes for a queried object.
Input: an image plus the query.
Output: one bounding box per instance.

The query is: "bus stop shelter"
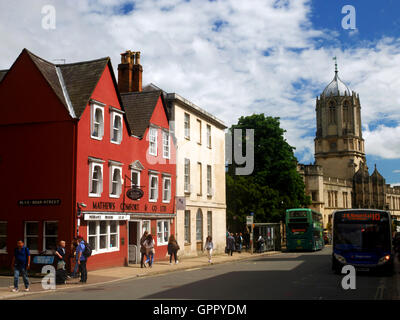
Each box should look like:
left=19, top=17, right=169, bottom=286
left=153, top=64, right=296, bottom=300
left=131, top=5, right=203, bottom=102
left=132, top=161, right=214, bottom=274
left=252, top=223, right=282, bottom=252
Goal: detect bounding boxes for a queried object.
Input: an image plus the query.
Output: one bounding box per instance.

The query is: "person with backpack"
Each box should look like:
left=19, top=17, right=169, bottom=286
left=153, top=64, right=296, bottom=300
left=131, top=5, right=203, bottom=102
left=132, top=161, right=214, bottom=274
left=11, top=240, right=31, bottom=292
left=167, top=235, right=180, bottom=265
left=55, top=240, right=68, bottom=284
left=76, top=236, right=91, bottom=283
left=204, top=236, right=214, bottom=263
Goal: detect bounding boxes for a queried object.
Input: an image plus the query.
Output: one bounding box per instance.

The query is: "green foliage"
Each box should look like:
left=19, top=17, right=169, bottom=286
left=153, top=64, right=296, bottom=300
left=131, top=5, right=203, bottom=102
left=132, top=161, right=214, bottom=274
left=226, top=114, right=310, bottom=231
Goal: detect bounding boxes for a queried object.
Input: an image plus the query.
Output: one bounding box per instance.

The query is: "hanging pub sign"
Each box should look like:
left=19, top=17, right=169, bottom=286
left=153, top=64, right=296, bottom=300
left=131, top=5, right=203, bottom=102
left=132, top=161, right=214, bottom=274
left=126, top=186, right=144, bottom=200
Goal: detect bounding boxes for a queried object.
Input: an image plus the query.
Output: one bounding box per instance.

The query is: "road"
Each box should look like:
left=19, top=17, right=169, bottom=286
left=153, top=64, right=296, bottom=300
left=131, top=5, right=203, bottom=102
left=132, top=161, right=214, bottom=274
left=13, top=247, right=400, bottom=300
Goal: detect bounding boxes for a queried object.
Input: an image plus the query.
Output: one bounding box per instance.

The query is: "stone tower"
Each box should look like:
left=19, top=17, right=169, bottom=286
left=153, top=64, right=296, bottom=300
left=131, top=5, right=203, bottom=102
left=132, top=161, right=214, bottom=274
left=314, top=61, right=366, bottom=180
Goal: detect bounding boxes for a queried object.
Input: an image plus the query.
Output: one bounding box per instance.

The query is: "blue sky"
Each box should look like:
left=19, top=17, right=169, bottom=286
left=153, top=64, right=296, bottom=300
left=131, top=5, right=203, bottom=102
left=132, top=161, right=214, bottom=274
left=0, top=0, right=399, bottom=184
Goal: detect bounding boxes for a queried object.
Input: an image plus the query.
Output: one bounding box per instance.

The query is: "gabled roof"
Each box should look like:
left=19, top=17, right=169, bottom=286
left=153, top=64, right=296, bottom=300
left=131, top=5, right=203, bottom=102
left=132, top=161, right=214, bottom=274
left=58, top=57, right=111, bottom=118
left=1, top=49, right=115, bottom=119
left=121, top=90, right=166, bottom=138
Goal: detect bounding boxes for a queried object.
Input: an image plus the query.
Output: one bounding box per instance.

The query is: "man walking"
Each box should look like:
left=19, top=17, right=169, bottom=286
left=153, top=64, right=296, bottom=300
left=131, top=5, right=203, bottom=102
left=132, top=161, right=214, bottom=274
left=76, top=236, right=88, bottom=283
left=11, top=240, right=30, bottom=292
left=226, top=233, right=235, bottom=256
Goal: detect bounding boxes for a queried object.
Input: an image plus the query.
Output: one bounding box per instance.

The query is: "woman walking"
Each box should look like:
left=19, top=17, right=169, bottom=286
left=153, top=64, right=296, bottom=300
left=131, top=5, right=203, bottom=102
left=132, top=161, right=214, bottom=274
left=143, top=234, right=155, bottom=268
left=167, top=235, right=180, bottom=265
left=140, top=231, right=149, bottom=268
left=204, top=236, right=214, bottom=263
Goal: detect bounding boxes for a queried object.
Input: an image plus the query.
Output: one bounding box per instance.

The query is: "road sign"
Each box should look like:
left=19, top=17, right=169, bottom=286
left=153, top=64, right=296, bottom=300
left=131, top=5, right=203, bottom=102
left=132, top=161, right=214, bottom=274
left=246, top=216, right=253, bottom=225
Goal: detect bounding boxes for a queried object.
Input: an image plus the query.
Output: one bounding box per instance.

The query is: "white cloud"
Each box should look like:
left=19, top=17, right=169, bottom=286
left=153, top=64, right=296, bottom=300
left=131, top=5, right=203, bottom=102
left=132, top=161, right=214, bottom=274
left=0, top=0, right=399, bottom=162
left=364, top=125, right=400, bottom=159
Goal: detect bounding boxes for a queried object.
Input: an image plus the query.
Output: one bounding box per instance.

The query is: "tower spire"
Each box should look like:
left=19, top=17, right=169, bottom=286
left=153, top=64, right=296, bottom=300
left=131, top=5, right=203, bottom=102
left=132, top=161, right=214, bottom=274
left=333, top=56, right=338, bottom=74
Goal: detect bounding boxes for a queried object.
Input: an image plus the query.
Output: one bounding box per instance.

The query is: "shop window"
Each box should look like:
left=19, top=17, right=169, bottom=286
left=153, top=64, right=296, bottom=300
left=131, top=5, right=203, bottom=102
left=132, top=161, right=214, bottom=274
left=162, top=176, right=171, bottom=203
left=87, top=221, right=119, bottom=254
left=24, top=222, right=39, bottom=253
left=0, top=222, right=7, bottom=253
left=111, top=112, right=123, bottom=144
left=91, top=103, right=104, bottom=140
left=157, top=220, right=170, bottom=245
left=43, top=221, right=58, bottom=252
left=142, top=220, right=150, bottom=235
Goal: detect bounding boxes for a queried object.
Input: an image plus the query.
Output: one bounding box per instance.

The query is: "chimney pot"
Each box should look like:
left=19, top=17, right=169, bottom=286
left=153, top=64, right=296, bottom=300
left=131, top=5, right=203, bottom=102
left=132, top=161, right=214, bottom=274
left=118, top=49, right=143, bottom=93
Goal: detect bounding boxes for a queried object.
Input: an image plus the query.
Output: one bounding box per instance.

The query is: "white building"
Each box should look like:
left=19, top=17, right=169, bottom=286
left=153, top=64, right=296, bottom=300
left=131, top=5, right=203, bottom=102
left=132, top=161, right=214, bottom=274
left=144, top=84, right=227, bottom=256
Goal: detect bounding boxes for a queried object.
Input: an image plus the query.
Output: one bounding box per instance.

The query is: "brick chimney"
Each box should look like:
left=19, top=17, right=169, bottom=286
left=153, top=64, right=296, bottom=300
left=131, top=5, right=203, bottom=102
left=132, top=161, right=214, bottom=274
left=118, top=50, right=143, bottom=93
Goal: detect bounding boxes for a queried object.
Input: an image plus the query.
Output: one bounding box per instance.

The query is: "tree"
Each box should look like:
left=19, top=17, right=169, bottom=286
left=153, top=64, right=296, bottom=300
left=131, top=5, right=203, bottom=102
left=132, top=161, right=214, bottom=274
left=226, top=114, right=310, bottom=232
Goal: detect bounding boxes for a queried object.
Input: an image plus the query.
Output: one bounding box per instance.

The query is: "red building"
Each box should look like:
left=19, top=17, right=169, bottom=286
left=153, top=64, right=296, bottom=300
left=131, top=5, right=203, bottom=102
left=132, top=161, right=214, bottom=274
left=0, top=49, right=176, bottom=270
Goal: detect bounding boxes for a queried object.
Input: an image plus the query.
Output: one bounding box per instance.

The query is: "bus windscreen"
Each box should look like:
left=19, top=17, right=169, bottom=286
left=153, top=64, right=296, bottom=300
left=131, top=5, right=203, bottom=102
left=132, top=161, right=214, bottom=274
left=334, top=212, right=391, bottom=252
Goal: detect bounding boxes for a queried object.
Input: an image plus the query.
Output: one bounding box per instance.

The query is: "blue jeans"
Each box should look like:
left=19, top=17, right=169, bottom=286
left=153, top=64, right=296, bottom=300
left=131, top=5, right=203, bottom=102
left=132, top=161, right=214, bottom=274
left=14, top=266, right=29, bottom=289
left=145, top=252, right=154, bottom=266
left=71, top=259, right=79, bottom=276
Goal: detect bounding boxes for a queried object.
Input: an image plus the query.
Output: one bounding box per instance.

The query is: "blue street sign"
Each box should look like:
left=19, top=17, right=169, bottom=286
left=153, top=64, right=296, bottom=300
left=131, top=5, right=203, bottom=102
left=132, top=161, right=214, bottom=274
left=33, top=256, right=54, bottom=264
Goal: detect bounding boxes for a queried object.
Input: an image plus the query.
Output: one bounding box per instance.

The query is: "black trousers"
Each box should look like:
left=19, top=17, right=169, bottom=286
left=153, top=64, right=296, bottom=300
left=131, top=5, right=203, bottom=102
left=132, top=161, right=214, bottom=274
left=140, top=252, right=146, bottom=267
left=79, top=260, right=87, bottom=283
left=169, top=251, right=177, bottom=263
left=228, top=249, right=234, bottom=256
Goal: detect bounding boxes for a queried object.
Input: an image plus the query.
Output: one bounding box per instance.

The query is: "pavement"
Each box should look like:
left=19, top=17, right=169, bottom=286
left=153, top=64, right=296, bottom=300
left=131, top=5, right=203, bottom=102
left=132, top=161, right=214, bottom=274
left=0, top=249, right=280, bottom=300
left=12, top=246, right=400, bottom=300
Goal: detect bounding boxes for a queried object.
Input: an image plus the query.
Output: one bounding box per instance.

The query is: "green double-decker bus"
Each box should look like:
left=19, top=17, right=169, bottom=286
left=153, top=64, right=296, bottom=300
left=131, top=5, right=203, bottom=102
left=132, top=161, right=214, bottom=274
left=285, top=208, right=324, bottom=251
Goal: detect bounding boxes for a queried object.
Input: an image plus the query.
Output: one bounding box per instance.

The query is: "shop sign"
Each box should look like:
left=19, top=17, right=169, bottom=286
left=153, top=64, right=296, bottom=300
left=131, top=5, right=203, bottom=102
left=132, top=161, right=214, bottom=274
left=18, top=199, right=61, bottom=206
left=126, top=187, right=144, bottom=200
left=84, top=214, right=129, bottom=221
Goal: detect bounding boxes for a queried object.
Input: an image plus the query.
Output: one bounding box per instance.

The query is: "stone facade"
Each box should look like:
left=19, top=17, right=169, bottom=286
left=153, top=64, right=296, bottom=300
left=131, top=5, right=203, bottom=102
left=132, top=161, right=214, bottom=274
left=299, top=67, right=400, bottom=227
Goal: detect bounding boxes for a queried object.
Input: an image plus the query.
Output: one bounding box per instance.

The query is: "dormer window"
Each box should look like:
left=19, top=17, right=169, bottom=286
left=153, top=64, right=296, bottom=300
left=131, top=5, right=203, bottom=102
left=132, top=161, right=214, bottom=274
left=111, top=112, right=123, bottom=144
left=91, top=103, right=104, bottom=140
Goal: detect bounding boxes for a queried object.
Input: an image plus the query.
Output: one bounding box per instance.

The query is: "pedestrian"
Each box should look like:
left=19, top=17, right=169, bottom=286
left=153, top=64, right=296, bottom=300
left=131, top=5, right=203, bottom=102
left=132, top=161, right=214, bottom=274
left=237, top=233, right=243, bottom=253
left=140, top=230, right=149, bottom=268
left=55, top=240, right=66, bottom=270
left=204, top=236, right=214, bottom=263
left=76, top=236, right=88, bottom=283
left=144, top=234, right=155, bottom=268
left=167, top=235, right=180, bottom=265
left=11, top=240, right=30, bottom=292
left=55, top=240, right=68, bottom=284
left=257, top=235, right=265, bottom=253
left=226, top=233, right=235, bottom=256
left=70, top=238, right=79, bottom=278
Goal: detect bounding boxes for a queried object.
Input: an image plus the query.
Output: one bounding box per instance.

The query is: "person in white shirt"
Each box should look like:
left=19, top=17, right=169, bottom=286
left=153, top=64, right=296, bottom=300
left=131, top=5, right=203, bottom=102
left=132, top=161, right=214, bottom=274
left=204, top=236, right=214, bottom=263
